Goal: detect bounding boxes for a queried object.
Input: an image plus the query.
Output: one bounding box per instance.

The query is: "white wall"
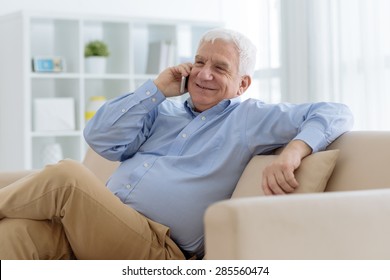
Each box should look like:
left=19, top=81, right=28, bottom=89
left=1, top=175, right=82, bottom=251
left=0, top=0, right=223, bottom=22
left=0, top=0, right=260, bottom=36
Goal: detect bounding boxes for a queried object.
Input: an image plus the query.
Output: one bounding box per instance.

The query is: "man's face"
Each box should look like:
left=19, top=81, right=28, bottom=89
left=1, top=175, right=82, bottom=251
left=188, top=40, right=247, bottom=112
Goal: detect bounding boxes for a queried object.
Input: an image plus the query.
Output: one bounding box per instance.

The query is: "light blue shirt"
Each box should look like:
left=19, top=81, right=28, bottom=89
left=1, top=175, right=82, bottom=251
left=84, top=79, right=353, bottom=257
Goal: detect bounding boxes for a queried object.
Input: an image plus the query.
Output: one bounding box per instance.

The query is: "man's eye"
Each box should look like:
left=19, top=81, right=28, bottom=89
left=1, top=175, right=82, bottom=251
left=195, top=61, right=204, bottom=65
left=216, top=66, right=226, bottom=72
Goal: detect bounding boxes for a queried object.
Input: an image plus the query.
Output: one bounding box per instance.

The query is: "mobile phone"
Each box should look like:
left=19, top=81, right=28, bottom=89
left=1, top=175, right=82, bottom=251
left=180, top=76, right=189, bottom=94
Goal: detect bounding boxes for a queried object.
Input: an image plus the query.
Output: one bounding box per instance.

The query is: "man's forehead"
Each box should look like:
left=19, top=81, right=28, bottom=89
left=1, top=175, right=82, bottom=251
left=196, top=41, right=238, bottom=60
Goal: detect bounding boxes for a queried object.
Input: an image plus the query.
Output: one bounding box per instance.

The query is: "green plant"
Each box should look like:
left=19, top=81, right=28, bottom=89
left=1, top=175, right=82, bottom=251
left=84, top=40, right=110, bottom=57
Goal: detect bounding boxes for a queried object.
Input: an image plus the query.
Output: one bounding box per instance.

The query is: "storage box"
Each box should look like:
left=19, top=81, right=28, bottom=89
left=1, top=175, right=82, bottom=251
left=33, top=98, right=76, bottom=131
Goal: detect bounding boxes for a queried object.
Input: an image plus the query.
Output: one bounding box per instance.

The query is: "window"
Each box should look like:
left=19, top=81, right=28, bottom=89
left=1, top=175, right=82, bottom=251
left=223, top=0, right=282, bottom=103
left=281, top=0, right=390, bottom=130
left=232, top=0, right=390, bottom=130
left=241, top=0, right=282, bottom=103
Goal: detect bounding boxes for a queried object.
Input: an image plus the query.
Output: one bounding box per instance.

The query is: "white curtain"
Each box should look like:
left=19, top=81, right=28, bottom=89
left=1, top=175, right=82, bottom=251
left=222, top=0, right=282, bottom=104
left=283, top=0, right=390, bottom=130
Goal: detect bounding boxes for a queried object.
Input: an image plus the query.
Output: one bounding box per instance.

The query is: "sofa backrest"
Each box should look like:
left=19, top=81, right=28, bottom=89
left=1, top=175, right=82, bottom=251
left=325, top=131, right=390, bottom=192
left=82, top=131, right=390, bottom=194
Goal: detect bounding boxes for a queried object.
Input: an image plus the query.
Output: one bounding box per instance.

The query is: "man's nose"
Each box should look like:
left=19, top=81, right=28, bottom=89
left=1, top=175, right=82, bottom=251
left=197, top=66, right=213, bottom=80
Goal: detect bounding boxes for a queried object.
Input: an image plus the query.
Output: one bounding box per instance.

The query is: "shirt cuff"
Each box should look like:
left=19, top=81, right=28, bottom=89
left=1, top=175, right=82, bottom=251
left=133, top=79, right=166, bottom=111
left=294, top=126, right=329, bottom=153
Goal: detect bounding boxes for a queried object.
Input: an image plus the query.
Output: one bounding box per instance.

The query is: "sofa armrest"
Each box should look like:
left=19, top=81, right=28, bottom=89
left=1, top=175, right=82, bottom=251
left=204, top=189, right=390, bottom=259
left=0, top=170, right=37, bottom=189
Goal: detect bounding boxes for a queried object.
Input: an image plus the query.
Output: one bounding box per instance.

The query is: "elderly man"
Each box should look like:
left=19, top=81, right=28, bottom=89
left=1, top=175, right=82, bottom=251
left=0, top=28, right=353, bottom=260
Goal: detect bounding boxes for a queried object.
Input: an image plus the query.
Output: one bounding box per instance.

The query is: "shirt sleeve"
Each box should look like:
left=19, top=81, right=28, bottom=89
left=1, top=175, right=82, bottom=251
left=83, top=79, right=166, bottom=161
left=292, top=102, right=354, bottom=152
left=244, top=100, right=354, bottom=154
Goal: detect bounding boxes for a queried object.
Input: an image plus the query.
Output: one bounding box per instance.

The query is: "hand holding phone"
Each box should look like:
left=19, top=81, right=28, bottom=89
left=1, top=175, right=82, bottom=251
left=180, top=76, right=189, bottom=94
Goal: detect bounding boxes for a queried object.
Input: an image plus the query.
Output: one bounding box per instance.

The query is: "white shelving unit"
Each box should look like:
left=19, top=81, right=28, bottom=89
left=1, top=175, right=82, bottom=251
left=0, top=11, right=222, bottom=170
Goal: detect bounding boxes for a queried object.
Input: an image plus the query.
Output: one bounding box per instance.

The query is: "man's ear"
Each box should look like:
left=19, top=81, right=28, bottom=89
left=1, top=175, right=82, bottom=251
left=237, top=75, right=251, bottom=96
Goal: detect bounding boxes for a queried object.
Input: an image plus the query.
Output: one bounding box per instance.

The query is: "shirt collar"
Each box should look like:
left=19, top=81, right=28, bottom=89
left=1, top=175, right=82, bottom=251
left=184, top=97, right=240, bottom=118
left=184, top=98, right=199, bottom=117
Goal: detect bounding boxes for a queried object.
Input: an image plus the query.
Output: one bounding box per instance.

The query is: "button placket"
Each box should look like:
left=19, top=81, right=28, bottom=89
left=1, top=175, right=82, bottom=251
left=167, top=110, right=216, bottom=156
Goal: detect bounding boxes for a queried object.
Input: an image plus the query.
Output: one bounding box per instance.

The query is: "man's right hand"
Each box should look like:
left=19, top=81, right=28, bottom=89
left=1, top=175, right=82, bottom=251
left=153, top=63, right=193, bottom=98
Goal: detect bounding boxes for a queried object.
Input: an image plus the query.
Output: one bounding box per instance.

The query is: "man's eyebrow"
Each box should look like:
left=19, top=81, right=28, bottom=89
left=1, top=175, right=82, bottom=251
left=195, top=55, right=230, bottom=69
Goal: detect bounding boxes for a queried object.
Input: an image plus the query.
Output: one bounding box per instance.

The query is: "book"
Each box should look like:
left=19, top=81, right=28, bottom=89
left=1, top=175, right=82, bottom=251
left=146, top=41, right=175, bottom=74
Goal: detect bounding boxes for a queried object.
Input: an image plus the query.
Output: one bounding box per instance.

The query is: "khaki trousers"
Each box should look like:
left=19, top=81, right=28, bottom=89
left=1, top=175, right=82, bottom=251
left=0, top=159, right=185, bottom=260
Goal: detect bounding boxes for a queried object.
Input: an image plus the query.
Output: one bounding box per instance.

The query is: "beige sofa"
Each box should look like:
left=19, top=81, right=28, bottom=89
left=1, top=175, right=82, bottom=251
left=1, top=131, right=390, bottom=259
left=205, top=131, right=390, bottom=259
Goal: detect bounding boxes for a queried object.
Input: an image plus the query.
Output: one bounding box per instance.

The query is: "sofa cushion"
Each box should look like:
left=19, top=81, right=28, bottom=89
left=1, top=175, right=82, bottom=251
left=231, top=149, right=339, bottom=198
left=82, top=148, right=120, bottom=184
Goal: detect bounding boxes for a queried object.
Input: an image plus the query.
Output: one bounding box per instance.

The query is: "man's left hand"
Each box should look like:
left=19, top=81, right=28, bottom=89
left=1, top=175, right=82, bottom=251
left=261, top=140, right=312, bottom=195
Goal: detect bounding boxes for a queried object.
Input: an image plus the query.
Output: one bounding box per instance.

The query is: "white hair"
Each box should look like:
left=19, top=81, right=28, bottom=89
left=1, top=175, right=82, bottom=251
left=198, top=28, right=257, bottom=76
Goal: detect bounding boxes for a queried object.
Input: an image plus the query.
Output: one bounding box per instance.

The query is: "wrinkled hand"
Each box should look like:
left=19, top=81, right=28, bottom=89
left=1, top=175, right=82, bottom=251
left=153, top=63, right=192, bottom=98
left=262, top=140, right=312, bottom=195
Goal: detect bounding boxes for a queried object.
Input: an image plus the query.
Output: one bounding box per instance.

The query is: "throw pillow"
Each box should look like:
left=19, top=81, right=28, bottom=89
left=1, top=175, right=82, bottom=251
left=231, top=149, right=340, bottom=198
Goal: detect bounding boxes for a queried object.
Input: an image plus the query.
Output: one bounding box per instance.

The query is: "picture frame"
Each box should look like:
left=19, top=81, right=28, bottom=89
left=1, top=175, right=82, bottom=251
left=32, top=56, right=65, bottom=73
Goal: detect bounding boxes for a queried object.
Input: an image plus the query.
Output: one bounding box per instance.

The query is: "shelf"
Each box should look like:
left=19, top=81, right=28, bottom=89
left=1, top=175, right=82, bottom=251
left=30, top=73, right=81, bottom=79
left=83, top=73, right=130, bottom=80
left=133, top=74, right=158, bottom=80
left=0, top=11, right=222, bottom=170
left=31, top=130, right=82, bottom=137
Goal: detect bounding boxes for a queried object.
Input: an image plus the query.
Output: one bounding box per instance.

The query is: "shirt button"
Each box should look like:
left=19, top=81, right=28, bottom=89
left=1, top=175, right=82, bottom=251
left=151, top=98, right=156, bottom=102
left=182, top=133, right=187, bottom=138
left=201, top=116, right=206, bottom=121
left=126, top=184, right=131, bottom=189
left=146, top=90, right=151, bottom=96
left=143, top=163, right=149, bottom=168
left=121, top=108, right=127, bottom=113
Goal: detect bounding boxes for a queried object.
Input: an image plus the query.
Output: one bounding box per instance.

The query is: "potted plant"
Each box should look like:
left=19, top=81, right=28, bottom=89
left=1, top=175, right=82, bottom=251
left=84, top=40, right=110, bottom=74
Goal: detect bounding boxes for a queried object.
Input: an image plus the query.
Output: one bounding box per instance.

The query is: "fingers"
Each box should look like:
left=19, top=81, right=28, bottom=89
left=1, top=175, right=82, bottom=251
left=261, top=167, right=299, bottom=196
left=181, top=62, right=193, bottom=76
left=172, top=62, right=193, bottom=79
left=154, top=63, right=193, bottom=97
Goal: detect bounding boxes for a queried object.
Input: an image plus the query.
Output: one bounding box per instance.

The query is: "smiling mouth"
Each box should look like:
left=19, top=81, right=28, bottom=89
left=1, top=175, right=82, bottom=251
left=196, top=83, right=214, bottom=91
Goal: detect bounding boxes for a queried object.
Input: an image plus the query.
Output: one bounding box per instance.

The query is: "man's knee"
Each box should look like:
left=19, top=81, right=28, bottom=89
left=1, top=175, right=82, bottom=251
left=41, top=159, right=95, bottom=185
left=46, top=159, right=84, bottom=176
